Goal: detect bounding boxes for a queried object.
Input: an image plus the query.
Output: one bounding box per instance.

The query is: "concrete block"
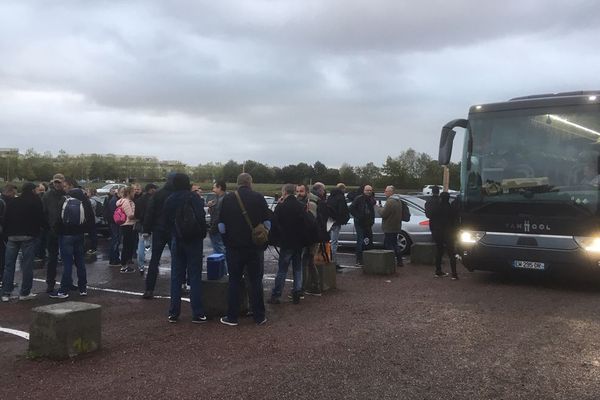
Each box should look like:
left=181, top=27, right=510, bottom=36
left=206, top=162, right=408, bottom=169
left=201, top=277, right=248, bottom=318
left=410, top=243, right=436, bottom=265
left=29, top=301, right=101, bottom=360
left=363, top=250, right=396, bottom=275
left=317, top=262, right=336, bottom=291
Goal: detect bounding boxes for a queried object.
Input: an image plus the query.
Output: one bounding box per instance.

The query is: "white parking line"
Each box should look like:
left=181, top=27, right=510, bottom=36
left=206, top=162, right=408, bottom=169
left=32, top=278, right=190, bottom=302
left=0, top=327, right=29, bottom=340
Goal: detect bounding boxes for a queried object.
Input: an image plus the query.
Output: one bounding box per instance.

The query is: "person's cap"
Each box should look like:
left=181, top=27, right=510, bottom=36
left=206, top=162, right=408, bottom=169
left=52, top=173, right=65, bottom=183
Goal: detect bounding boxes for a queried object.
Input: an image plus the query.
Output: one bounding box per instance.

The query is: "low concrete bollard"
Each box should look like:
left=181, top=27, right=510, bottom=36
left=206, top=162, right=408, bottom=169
left=201, top=277, right=248, bottom=318
left=363, top=250, right=396, bottom=275
left=410, top=243, right=437, bottom=265
left=317, top=262, right=336, bottom=291
left=29, top=301, right=101, bottom=360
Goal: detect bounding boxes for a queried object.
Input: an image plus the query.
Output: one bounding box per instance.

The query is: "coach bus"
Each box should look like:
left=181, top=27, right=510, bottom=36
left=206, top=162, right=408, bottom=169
left=438, top=91, right=600, bottom=273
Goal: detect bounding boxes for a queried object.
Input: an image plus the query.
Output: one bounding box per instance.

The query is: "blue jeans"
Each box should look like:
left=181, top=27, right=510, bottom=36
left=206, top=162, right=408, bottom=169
left=272, top=247, right=302, bottom=298
left=169, top=236, right=205, bottom=318
left=2, top=238, right=36, bottom=296
left=59, top=234, right=87, bottom=292
left=209, top=231, right=227, bottom=273
left=330, top=224, right=341, bottom=265
left=384, top=232, right=402, bottom=264
left=137, top=233, right=150, bottom=267
left=109, top=223, right=121, bottom=263
left=226, top=247, right=265, bottom=323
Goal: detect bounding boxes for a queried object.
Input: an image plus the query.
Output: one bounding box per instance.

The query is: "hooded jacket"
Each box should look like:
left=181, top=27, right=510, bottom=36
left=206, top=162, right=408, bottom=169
left=4, top=190, right=45, bottom=238
left=144, top=177, right=175, bottom=233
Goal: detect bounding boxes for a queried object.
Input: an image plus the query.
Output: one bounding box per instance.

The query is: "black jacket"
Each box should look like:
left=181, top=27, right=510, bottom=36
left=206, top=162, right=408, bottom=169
left=3, top=194, right=45, bottom=237
left=350, top=194, right=375, bottom=229
left=144, top=182, right=174, bottom=233
left=272, top=195, right=306, bottom=250
left=134, top=192, right=153, bottom=225
left=327, top=188, right=350, bottom=226
left=42, top=187, right=66, bottom=233
left=219, top=186, right=271, bottom=249
left=56, top=188, right=95, bottom=236
left=425, top=196, right=458, bottom=237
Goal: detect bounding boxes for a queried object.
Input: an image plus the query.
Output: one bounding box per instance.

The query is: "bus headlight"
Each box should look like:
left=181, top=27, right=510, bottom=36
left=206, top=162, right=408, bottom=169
left=459, top=230, right=485, bottom=245
left=574, top=236, right=600, bottom=252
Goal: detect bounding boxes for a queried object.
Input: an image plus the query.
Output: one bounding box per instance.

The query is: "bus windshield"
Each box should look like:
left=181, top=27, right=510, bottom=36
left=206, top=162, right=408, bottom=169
left=462, top=104, right=600, bottom=215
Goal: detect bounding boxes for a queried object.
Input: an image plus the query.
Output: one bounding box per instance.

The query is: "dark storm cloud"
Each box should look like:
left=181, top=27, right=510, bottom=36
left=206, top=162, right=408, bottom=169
left=1, top=0, right=599, bottom=165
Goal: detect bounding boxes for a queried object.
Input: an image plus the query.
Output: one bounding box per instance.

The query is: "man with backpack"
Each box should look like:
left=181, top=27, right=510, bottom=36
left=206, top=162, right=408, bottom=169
left=380, top=185, right=407, bottom=267
left=49, top=186, right=95, bottom=299
left=349, top=184, right=376, bottom=266
left=163, top=173, right=207, bottom=323
left=142, top=173, right=176, bottom=299
left=298, top=182, right=329, bottom=296
left=42, top=174, right=68, bottom=293
left=218, top=173, right=270, bottom=326
left=327, top=183, right=350, bottom=272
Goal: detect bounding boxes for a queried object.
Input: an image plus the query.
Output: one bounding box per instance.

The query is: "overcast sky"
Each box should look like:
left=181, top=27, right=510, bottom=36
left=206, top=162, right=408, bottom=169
left=1, top=0, right=599, bottom=167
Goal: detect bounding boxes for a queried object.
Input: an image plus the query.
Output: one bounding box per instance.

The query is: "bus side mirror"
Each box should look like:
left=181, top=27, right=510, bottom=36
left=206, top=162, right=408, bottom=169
left=438, top=119, right=468, bottom=165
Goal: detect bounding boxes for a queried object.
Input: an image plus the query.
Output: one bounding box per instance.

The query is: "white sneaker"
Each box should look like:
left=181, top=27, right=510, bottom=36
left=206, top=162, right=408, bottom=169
left=1, top=295, right=10, bottom=302
left=19, top=293, right=37, bottom=301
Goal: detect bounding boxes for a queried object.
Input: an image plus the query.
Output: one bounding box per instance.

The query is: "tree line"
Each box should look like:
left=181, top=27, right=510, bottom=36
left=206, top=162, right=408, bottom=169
left=1, top=148, right=460, bottom=190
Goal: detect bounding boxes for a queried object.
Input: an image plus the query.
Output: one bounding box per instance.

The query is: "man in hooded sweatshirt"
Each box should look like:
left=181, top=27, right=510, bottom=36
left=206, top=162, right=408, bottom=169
left=49, top=186, right=95, bottom=299
left=163, top=173, right=207, bottom=323
left=142, top=173, right=176, bottom=299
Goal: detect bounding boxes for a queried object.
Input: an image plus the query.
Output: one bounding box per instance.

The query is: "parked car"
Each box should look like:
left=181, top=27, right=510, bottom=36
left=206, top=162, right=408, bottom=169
left=97, top=183, right=128, bottom=196
left=339, top=195, right=431, bottom=254
left=90, top=194, right=110, bottom=237
left=422, top=185, right=444, bottom=195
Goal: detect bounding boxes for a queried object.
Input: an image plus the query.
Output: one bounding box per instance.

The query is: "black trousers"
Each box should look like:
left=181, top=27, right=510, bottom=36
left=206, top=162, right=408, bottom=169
left=434, top=232, right=457, bottom=275
left=45, top=230, right=60, bottom=288
left=145, top=230, right=171, bottom=291
left=120, top=225, right=136, bottom=266
left=0, top=237, right=5, bottom=282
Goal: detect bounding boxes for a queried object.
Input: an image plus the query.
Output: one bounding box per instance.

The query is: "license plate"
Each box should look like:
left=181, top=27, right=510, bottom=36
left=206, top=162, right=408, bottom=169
left=513, top=260, right=545, bottom=270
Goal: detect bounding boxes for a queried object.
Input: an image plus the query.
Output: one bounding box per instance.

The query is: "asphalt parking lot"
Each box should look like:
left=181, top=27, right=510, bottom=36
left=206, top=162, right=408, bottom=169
left=2, top=237, right=600, bottom=399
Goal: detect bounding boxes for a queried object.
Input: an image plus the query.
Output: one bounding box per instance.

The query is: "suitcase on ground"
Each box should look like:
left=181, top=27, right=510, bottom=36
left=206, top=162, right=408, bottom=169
left=207, top=253, right=226, bottom=280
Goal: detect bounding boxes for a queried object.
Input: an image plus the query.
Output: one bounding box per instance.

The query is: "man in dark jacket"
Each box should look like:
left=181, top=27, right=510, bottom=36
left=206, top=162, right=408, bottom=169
left=327, top=183, right=350, bottom=271
left=135, top=183, right=157, bottom=273
left=380, top=185, right=404, bottom=267
left=218, top=173, right=270, bottom=326
left=425, top=188, right=459, bottom=279
left=106, top=187, right=121, bottom=266
left=142, top=174, right=176, bottom=299
left=49, top=187, right=95, bottom=299
left=268, top=183, right=306, bottom=305
left=1, top=183, right=44, bottom=302
left=42, top=174, right=67, bottom=293
left=349, top=184, right=375, bottom=266
left=0, top=184, right=16, bottom=286
left=163, top=173, right=207, bottom=323
left=208, top=180, right=227, bottom=270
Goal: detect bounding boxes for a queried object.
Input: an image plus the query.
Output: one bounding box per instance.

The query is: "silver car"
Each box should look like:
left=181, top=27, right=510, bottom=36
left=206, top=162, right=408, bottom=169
left=339, top=195, right=432, bottom=254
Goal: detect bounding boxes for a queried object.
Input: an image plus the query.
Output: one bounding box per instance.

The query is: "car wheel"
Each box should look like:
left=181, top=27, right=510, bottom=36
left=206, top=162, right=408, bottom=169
left=398, top=231, right=412, bottom=255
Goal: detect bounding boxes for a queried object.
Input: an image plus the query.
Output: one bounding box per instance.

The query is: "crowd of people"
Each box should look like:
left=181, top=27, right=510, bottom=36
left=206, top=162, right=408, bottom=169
left=0, top=171, right=459, bottom=324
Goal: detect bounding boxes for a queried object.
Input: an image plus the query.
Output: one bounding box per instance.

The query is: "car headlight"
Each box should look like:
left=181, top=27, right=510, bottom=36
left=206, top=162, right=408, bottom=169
left=459, top=230, right=485, bottom=244
left=574, top=236, right=600, bottom=252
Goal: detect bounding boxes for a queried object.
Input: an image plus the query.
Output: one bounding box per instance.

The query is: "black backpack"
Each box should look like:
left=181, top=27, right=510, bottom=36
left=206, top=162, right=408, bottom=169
left=301, top=209, right=320, bottom=246
left=175, top=194, right=206, bottom=241
left=401, top=200, right=411, bottom=222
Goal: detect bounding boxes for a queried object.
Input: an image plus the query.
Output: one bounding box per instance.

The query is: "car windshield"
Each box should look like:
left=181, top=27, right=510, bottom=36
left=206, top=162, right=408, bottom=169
left=462, top=104, right=600, bottom=215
